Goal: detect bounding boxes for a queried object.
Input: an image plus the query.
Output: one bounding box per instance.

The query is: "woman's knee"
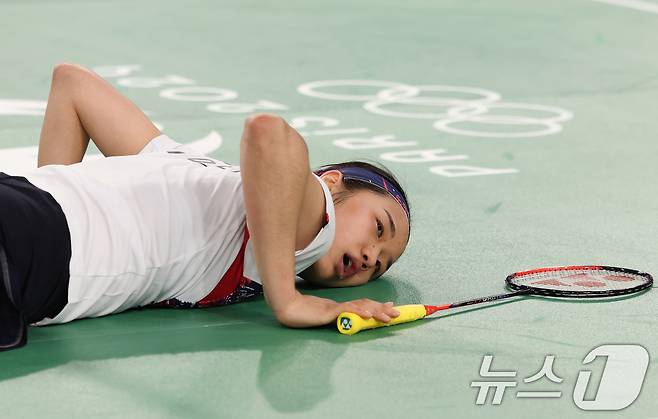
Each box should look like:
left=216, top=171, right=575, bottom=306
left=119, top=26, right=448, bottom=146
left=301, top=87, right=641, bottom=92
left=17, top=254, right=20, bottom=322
left=51, top=63, right=92, bottom=87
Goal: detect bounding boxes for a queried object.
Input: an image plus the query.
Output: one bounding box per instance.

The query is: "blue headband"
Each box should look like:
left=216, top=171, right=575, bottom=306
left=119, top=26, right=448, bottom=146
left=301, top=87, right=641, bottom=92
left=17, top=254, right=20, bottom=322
left=316, top=166, right=410, bottom=220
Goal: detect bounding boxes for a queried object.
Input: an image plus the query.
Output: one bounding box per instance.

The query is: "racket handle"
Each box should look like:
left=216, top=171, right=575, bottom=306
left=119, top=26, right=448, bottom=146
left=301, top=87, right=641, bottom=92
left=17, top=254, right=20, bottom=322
left=336, top=304, right=427, bottom=335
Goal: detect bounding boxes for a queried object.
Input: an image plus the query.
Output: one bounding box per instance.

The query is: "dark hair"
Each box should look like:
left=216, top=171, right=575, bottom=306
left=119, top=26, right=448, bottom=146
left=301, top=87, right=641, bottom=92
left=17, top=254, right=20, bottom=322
left=313, top=160, right=412, bottom=232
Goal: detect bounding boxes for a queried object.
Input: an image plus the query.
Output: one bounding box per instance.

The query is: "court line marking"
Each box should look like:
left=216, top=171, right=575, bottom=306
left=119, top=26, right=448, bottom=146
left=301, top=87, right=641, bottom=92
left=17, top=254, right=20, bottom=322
left=591, top=0, right=658, bottom=14
left=0, top=131, right=222, bottom=175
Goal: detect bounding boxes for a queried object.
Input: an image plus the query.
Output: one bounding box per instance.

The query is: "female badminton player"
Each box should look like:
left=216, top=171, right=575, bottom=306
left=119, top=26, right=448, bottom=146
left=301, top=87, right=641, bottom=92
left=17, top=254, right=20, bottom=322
left=0, top=63, right=409, bottom=351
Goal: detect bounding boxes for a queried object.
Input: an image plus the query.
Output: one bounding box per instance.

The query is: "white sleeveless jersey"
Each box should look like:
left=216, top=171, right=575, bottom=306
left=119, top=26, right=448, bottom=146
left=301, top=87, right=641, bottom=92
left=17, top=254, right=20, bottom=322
left=23, top=135, right=335, bottom=325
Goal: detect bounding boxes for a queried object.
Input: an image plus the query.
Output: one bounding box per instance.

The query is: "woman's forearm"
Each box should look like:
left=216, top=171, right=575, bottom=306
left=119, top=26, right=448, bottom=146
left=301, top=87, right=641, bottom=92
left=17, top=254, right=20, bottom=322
left=240, top=114, right=309, bottom=319
left=276, top=292, right=340, bottom=328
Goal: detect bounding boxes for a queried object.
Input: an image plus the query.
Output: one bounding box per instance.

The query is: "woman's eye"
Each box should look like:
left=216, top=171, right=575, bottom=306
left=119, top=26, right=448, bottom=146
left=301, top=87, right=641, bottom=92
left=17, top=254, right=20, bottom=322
left=376, top=219, right=384, bottom=237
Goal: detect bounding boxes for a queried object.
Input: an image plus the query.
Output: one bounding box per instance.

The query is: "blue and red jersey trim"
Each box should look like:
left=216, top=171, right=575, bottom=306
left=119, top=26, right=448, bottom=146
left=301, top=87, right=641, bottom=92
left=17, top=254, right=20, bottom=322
left=151, top=211, right=329, bottom=309
left=150, top=227, right=262, bottom=309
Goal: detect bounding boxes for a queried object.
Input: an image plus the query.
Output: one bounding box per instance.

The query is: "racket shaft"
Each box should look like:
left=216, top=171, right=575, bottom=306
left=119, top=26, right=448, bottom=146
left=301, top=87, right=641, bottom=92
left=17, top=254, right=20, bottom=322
left=447, top=289, right=530, bottom=310
left=337, top=304, right=427, bottom=335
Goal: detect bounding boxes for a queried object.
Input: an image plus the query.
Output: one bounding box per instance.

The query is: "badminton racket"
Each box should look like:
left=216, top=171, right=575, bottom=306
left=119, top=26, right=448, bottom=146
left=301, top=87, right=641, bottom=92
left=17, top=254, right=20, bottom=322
left=337, top=265, right=653, bottom=335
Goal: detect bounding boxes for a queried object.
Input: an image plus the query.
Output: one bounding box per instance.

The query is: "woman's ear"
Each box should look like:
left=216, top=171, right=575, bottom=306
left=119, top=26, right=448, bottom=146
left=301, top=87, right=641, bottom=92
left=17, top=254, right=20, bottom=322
left=319, top=170, right=344, bottom=193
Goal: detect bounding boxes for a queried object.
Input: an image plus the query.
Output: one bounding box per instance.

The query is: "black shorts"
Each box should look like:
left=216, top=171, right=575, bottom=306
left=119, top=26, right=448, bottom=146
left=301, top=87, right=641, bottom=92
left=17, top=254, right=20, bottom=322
left=0, top=172, right=71, bottom=351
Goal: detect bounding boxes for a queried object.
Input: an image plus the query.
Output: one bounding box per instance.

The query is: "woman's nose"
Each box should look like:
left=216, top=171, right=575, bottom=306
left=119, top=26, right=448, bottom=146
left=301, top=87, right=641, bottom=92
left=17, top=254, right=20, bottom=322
left=361, top=246, right=379, bottom=270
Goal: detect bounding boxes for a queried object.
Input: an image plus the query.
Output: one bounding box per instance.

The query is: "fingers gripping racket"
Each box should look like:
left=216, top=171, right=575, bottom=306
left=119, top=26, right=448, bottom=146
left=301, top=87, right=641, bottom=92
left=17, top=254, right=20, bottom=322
left=337, top=265, right=653, bottom=335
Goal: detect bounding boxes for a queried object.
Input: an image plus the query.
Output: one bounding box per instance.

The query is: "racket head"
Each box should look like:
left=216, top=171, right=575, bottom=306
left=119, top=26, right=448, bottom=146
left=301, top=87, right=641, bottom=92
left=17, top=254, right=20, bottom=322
left=506, top=265, right=653, bottom=298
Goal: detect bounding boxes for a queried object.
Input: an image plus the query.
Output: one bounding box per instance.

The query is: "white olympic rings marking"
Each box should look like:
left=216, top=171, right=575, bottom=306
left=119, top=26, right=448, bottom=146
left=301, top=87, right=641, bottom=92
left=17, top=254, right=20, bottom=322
left=297, top=80, right=419, bottom=102
left=366, top=85, right=501, bottom=120
left=297, top=80, right=573, bottom=139
left=159, top=86, right=238, bottom=102
left=435, top=102, right=574, bottom=138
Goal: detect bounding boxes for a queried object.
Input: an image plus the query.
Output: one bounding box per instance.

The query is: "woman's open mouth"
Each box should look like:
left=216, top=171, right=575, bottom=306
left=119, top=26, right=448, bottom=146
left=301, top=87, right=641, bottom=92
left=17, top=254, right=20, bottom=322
left=338, top=253, right=359, bottom=279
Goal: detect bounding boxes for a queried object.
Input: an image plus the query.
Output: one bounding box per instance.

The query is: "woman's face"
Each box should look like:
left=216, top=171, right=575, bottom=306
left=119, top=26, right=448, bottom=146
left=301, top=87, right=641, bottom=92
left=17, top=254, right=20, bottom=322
left=299, top=170, right=410, bottom=287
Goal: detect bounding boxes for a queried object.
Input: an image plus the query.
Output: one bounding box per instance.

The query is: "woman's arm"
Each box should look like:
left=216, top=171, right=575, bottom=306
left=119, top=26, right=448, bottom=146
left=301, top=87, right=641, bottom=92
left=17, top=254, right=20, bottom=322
left=38, top=63, right=160, bottom=167
left=240, top=114, right=399, bottom=327
left=240, top=114, right=310, bottom=321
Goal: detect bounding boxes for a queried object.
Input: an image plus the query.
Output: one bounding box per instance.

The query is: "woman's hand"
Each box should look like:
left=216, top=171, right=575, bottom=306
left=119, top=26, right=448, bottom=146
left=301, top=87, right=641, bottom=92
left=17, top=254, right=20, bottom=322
left=275, top=293, right=400, bottom=328
left=336, top=299, right=401, bottom=323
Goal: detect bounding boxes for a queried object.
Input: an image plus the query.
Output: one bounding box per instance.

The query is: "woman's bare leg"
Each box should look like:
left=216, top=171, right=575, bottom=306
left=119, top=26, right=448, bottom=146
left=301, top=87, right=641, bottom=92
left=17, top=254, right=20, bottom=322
left=38, top=63, right=161, bottom=167
left=37, top=65, right=90, bottom=166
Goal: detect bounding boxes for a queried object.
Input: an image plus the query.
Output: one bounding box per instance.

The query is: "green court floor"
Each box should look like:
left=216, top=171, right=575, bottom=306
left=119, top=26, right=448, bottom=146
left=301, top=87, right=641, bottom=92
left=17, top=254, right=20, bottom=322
left=1, top=0, right=657, bottom=418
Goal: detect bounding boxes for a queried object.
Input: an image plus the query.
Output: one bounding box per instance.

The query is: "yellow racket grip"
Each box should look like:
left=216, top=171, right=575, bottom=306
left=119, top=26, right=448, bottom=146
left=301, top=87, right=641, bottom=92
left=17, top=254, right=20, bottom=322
left=337, top=304, right=427, bottom=335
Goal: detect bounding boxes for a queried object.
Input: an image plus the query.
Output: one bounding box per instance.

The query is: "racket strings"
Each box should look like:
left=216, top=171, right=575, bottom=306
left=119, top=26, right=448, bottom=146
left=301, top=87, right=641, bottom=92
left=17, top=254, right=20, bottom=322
left=508, top=266, right=652, bottom=296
